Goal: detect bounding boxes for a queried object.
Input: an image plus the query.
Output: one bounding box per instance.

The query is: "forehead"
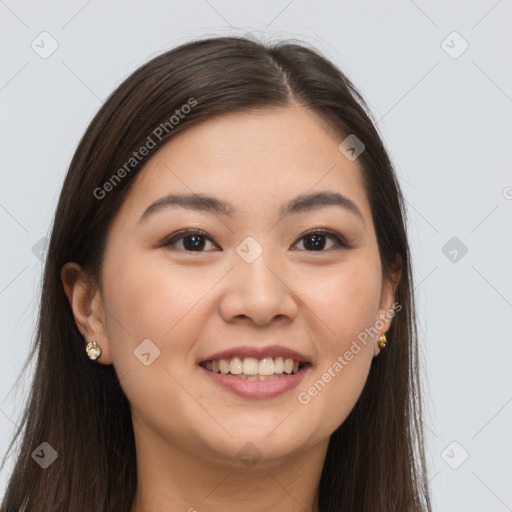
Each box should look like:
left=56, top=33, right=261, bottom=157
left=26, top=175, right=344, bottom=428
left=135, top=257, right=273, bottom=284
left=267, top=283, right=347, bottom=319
left=115, top=105, right=372, bottom=226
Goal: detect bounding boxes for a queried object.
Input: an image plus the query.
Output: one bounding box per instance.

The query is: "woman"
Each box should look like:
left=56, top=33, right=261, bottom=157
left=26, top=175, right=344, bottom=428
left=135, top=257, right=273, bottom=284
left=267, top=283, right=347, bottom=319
left=0, top=35, right=432, bottom=511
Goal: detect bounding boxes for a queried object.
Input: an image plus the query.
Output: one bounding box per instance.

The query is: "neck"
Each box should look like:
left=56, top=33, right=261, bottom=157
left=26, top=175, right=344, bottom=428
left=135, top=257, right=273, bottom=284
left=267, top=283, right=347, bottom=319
left=129, top=425, right=327, bottom=512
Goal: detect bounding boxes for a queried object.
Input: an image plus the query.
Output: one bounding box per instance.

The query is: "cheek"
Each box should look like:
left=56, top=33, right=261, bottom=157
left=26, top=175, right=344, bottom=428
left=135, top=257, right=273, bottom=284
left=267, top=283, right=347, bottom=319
left=294, top=255, right=382, bottom=432
left=303, top=254, right=383, bottom=347
left=100, top=253, right=222, bottom=440
left=101, top=250, right=216, bottom=367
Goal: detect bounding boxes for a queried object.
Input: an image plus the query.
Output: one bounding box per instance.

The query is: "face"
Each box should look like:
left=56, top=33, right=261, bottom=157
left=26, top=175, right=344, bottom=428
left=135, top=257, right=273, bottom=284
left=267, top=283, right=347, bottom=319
left=71, top=105, right=398, bottom=469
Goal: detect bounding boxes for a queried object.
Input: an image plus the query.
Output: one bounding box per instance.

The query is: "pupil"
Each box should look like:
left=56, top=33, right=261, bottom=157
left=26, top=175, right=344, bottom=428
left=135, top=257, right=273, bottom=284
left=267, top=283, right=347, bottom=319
left=184, top=235, right=205, bottom=251
left=305, top=234, right=325, bottom=251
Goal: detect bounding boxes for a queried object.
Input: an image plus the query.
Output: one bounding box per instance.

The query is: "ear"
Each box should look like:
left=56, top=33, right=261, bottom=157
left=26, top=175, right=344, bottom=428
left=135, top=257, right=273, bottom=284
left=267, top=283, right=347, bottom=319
left=374, top=253, right=402, bottom=356
left=60, top=262, right=113, bottom=364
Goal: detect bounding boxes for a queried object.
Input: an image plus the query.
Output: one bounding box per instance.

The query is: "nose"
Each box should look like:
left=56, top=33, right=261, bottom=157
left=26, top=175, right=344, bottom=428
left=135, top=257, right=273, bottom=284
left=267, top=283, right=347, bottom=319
left=218, top=252, right=298, bottom=326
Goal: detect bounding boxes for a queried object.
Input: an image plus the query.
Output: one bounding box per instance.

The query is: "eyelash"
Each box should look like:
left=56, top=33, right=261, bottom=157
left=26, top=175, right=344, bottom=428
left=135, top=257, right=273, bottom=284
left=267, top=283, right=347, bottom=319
left=162, top=228, right=350, bottom=253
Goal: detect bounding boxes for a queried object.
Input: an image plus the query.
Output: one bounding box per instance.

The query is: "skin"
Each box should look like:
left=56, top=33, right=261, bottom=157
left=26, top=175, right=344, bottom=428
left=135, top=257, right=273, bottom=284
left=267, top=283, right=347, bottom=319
left=62, top=104, right=400, bottom=512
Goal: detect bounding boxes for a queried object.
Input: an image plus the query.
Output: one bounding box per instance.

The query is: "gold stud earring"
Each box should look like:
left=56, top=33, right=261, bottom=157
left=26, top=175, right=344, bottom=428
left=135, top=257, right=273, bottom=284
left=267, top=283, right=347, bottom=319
left=85, top=341, right=102, bottom=360
left=378, top=334, right=387, bottom=349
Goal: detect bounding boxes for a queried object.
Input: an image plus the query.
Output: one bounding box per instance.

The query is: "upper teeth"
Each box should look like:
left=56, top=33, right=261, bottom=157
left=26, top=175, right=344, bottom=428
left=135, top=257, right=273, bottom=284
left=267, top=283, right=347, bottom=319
left=202, top=356, right=301, bottom=376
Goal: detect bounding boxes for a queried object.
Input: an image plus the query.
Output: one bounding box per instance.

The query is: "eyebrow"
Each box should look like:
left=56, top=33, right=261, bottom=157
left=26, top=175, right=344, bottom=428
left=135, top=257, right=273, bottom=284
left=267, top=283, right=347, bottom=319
left=138, top=191, right=365, bottom=225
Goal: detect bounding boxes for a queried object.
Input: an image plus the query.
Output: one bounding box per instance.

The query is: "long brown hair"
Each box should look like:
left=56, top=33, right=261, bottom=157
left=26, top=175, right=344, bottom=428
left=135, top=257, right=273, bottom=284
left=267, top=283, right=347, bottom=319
left=0, top=35, right=431, bottom=511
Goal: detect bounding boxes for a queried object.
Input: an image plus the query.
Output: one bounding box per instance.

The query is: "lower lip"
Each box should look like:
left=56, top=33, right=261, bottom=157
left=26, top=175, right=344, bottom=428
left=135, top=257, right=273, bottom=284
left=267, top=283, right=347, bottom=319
left=200, top=365, right=311, bottom=399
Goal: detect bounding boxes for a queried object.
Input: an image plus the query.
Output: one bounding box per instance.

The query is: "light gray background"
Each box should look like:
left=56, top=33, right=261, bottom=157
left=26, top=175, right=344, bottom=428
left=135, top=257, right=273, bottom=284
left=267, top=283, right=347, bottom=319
left=1, top=1, right=511, bottom=510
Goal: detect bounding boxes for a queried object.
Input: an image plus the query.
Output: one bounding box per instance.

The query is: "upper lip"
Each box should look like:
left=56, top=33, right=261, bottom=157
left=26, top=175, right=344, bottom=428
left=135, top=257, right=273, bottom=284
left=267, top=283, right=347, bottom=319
left=200, top=345, right=311, bottom=364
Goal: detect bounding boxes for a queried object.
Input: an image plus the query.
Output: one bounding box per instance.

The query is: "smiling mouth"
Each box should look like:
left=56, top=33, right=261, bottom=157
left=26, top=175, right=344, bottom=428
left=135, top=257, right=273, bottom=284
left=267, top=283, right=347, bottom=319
left=200, top=356, right=307, bottom=381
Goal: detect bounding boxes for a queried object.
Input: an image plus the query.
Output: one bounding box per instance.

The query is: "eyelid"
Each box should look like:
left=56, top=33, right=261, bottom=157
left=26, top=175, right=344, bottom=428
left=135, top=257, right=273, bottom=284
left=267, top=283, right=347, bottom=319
left=162, top=228, right=221, bottom=251
left=162, top=228, right=350, bottom=251
left=292, top=228, right=350, bottom=250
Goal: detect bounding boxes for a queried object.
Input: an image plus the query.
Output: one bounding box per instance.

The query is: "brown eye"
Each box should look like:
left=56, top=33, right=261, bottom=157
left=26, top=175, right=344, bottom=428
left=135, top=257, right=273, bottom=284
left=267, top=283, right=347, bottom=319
left=293, top=230, right=349, bottom=252
left=163, top=230, right=219, bottom=252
